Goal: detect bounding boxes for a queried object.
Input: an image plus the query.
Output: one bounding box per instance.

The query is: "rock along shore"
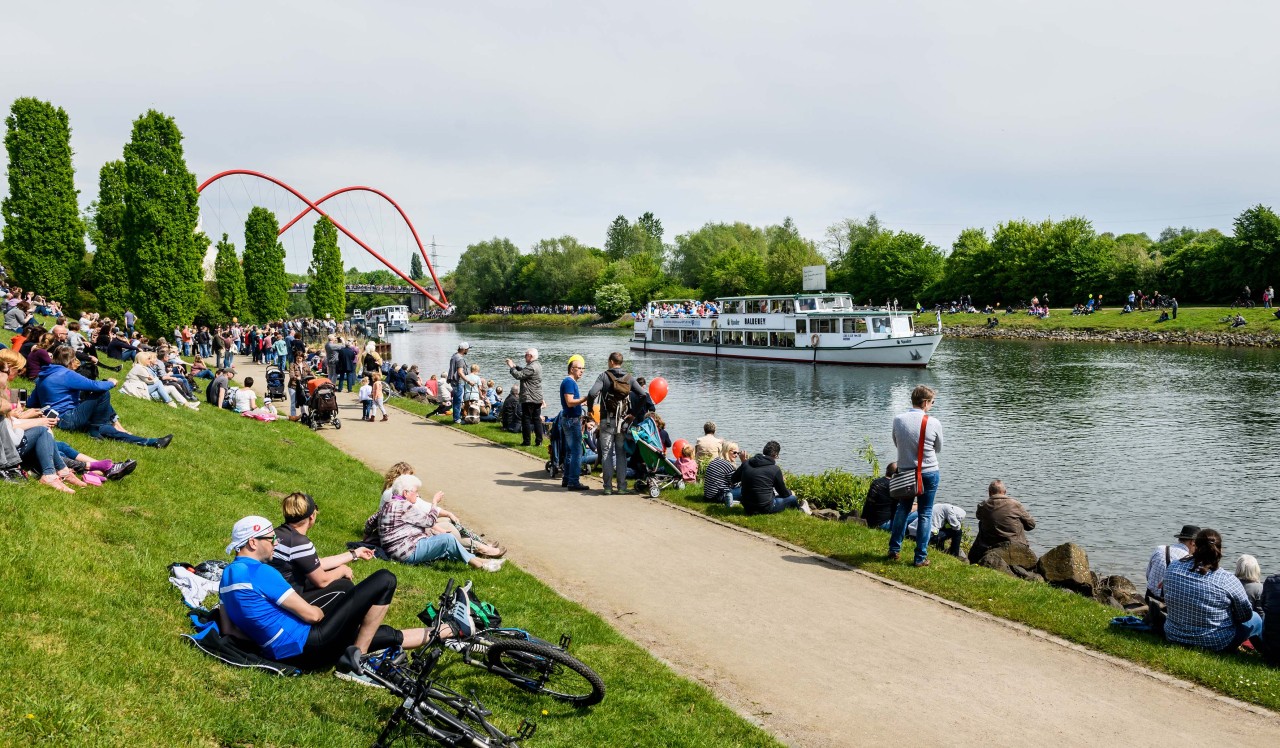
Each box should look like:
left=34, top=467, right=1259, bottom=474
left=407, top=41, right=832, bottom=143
left=944, top=325, right=1280, bottom=348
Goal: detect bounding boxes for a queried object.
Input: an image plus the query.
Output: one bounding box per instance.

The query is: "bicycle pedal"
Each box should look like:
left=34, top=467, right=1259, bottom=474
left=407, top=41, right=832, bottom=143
left=516, top=720, right=538, bottom=740
left=558, top=633, right=572, bottom=651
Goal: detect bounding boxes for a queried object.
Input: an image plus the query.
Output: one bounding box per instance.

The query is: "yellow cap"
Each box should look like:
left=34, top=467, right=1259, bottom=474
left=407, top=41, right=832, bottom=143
left=567, top=354, right=585, bottom=369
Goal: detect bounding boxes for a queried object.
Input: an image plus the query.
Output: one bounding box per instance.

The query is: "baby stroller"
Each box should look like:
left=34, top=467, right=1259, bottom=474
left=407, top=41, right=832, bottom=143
left=300, top=376, right=342, bottom=430
left=629, top=415, right=684, bottom=498
left=264, top=364, right=287, bottom=402
left=544, top=414, right=595, bottom=479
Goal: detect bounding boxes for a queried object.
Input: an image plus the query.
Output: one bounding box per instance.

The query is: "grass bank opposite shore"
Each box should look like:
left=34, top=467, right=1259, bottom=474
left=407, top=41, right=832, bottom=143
left=943, top=305, right=1280, bottom=346
left=414, top=411, right=1280, bottom=712
left=0, top=357, right=777, bottom=747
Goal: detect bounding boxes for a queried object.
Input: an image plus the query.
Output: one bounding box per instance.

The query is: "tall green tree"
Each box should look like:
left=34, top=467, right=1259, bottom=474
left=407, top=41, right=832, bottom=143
left=1, top=97, right=85, bottom=304
left=830, top=215, right=943, bottom=304
left=1229, top=204, right=1280, bottom=293
left=518, top=236, right=606, bottom=305
left=87, top=160, right=130, bottom=318
left=764, top=217, right=824, bottom=294
left=409, top=252, right=425, bottom=280
left=121, top=109, right=205, bottom=335
left=604, top=216, right=632, bottom=260
left=213, top=233, right=247, bottom=322
left=451, top=237, right=521, bottom=313
left=241, top=207, right=288, bottom=322
left=307, top=216, right=346, bottom=319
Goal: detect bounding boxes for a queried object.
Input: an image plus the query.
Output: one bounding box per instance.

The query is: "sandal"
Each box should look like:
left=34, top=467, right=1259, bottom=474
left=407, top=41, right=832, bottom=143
left=39, top=475, right=75, bottom=494
left=58, top=469, right=89, bottom=488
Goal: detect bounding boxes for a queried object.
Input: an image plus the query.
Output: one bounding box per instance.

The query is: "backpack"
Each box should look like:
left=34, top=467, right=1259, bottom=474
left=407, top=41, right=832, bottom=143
left=602, top=370, right=632, bottom=422
left=418, top=582, right=502, bottom=634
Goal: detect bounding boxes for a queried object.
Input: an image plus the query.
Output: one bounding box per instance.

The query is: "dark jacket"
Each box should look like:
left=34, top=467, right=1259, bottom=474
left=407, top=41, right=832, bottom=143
left=732, top=454, right=790, bottom=515
left=28, top=364, right=115, bottom=415
left=1263, top=574, right=1280, bottom=667
left=628, top=387, right=656, bottom=423
left=861, top=476, right=895, bottom=528
left=500, top=392, right=521, bottom=431
left=969, top=495, right=1036, bottom=562
left=510, top=360, right=543, bottom=405
left=336, top=345, right=356, bottom=374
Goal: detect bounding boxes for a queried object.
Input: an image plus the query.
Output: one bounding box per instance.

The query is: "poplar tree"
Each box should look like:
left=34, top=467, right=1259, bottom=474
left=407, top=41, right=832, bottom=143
left=306, top=216, right=346, bottom=319
left=1, top=97, right=85, bottom=302
left=121, top=109, right=205, bottom=336
left=242, top=207, right=288, bottom=322
left=410, top=252, right=425, bottom=280
left=213, top=233, right=247, bottom=322
left=88, top=160, right=130, bottom=318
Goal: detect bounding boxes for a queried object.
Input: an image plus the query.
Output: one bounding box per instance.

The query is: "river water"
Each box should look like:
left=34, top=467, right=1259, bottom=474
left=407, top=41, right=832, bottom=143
left=388, top=323, right=1280, bottom=582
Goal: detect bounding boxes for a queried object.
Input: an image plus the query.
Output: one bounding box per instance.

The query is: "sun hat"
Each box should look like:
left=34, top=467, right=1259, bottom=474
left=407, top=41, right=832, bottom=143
left=226, top=515, right=276, bottom=555
left=458, top=341, right=471, bottom=350
left=1176, top=525, right=1201, bottom=541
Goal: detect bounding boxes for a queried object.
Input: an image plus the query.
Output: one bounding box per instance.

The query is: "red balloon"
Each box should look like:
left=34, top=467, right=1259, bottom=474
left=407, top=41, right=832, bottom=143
left=672, top=439, right=690, bottom=459
left=649, top=376, right=669, bottom=405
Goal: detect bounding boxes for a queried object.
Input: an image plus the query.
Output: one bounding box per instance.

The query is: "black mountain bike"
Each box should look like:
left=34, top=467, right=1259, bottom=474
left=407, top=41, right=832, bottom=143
left=365, top=580, right=537, bottom=747
left=418, top=585, right=606, bottom=707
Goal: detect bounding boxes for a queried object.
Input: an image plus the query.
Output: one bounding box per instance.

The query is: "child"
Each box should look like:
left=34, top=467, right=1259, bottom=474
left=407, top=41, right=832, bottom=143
left=371, top=372, right=388, bottom=422
left=358, top=375, right=374, bottom=421
left=675, top=444, right=698, bottom=483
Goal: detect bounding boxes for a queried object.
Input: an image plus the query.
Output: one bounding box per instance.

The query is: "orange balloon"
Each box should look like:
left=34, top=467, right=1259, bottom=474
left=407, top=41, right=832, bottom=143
left=672, top=439, right=690, bottom=459
left=649, top=376, right=669, bottom=405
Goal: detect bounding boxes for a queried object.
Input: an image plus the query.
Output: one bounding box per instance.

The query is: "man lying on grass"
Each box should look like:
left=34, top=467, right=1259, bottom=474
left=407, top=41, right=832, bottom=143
left=221, top=515, right=430, bottom=685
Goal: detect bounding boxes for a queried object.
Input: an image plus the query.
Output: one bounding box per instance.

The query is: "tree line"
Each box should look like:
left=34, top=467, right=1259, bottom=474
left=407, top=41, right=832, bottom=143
left=448, top=205, right=1280, bottom=316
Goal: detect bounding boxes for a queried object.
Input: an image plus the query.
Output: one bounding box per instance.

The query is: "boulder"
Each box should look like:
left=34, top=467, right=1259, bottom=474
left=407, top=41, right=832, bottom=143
left=811, top=509, right=841, bottom=522
left=1094, top=575, right=1143, bottom=608
left=1037, top=543, right=1093, bottom=594
left=976, top=552, right=1013, bottom=577
left=1009, top=565, right=1045, bottom=583
left=840, top=514, right=868, bottom=527
left=983, top=542, right=1039, bottom=570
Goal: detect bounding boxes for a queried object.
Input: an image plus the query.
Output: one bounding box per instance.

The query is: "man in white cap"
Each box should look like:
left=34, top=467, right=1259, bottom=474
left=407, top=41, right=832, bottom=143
left=218, top=515, right=426, bottom=682
left=448, top=342, right=470, bottom=424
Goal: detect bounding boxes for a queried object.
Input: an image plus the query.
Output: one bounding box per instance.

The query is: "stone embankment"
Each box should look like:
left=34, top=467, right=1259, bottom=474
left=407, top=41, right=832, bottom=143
left=944, top=325, right=1280, bottom=348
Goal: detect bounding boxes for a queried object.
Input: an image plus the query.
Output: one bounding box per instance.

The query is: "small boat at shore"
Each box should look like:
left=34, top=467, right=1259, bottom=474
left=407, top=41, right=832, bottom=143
left=629, top=294, right=943, bottom=367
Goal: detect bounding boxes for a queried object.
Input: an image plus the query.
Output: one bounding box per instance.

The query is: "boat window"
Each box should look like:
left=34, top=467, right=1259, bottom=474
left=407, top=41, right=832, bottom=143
left=811, top=318, right=836, bottom=333
left=798, top=298, right=817, bottom=311
left=700, top=330, right=716, bottom=344
left=782, top=300, right=795, bottom=313
left=746, top=331, right=769, bottom=347
left=682, top=330, right=698, bottom=344
left=870, top=317, right=891, bottom=333
left=723, top=331, right=743, bottom=345
left=842, top=318, right=867, bottom=334
left=770, top=332, right=795, bottom=348
left=663, top=330, right=681, bottom=343
left=795, top=319, right=807, bottom=334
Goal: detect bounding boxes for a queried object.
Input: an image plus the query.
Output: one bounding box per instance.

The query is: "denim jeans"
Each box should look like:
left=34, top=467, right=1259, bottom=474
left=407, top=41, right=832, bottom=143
left=18, top=426, right=66, bottom=476
left=599, top=423, right=628, bottom=492
left=405, top=534, right=475, bottom=565
left=560, top=416, right=583, bottom=486
left=147, top=382, right=173, bottom=404
left=1226, top=612, right=1265, bottom=651
left=888, top=470, right=940, bottom=564
left=199, top=343, right=211, bottom=358
left=181, top=341, right=191, bottom=356
left=221, top=352, right=235, bottom=370
left=58, top=394, right=157, bottom=446
left=452, top=381, right=465, bottom=423
left=721, top=485, right=743, bottom=507
left=755, top=493, right=799, bottom=514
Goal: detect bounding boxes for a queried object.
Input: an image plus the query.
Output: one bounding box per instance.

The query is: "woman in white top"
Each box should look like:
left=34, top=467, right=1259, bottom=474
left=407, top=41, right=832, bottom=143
left=887, top=384, right=943, bottom=568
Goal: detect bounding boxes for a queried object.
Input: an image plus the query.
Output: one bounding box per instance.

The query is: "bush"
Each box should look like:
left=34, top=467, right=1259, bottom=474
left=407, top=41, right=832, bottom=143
left=784, top=441, right=879, bottom=514
left=594, top=282, right=632, bottom=318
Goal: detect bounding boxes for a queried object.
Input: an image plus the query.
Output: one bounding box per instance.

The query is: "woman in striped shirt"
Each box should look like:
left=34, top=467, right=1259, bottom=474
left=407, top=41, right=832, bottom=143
left=703, top=441, right=743, bottom=507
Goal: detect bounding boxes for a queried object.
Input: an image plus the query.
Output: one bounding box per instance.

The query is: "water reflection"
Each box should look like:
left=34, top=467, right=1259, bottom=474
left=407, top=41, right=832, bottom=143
left=389, top=323, right=1279, bottom=581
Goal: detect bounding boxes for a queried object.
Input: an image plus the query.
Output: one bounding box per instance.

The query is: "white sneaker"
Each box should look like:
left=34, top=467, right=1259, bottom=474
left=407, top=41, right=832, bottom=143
left=481, top=559, right=505, bottom=573
left=799, top=499, right=812, bottom=515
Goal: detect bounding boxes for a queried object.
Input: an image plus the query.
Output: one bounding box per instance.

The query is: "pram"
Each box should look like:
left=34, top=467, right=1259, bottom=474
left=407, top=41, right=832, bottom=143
left=264, top=364, right=287, bottom=402
left=629, top=415, right=684, bottom=498
left=300, top=376, right=342, bottom=430
left=544, top=414, right=596, bottom=479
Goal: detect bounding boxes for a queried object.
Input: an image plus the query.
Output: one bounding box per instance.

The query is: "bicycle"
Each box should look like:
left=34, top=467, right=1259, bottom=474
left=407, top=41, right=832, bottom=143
left=363, top=580, right=537, bottom=747
left=1231, top=297, right=1255, bottom=309
left=417, top=586, right=606, bottom=708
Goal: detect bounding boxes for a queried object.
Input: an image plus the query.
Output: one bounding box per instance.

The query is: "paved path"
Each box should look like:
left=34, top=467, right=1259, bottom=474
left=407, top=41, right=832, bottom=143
left=263, top=364, right=1280, bottom=747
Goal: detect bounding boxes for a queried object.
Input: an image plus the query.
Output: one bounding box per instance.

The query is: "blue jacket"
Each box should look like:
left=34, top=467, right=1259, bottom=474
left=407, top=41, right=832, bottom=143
left=27, top=364, right=115, bottom=415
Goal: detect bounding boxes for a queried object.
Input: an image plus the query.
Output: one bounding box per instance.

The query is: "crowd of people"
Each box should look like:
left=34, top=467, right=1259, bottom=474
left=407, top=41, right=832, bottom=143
left=484, top=304, right=596, bottom=315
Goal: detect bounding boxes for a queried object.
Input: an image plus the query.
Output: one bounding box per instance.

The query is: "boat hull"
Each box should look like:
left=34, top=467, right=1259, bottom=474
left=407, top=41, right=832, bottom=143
left=629, top=334, right=942, bottom=367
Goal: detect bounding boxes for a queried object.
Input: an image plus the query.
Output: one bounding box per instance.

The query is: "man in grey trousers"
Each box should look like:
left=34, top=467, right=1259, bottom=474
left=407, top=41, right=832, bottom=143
left=506, top=348, right=544, bottom=446
left=586, top=351, right=641, bottom=495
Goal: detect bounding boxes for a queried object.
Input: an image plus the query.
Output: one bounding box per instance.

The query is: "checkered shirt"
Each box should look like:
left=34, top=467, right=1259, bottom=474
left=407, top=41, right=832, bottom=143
left=1162, top=558, right=1253, bottom=650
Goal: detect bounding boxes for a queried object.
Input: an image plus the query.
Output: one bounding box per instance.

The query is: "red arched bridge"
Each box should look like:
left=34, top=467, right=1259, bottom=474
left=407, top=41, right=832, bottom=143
left=196, top=169, right=449, bottom=308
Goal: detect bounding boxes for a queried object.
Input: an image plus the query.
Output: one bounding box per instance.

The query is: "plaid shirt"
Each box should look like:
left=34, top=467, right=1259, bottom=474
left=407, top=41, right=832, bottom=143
left=1163, top=558, right=1253, bottom=650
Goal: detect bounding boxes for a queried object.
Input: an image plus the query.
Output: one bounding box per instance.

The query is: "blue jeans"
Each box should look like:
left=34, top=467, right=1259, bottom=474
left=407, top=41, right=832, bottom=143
left=560, top=416, right=583, bottom=486
left=889, top=470, right=940, bottom=564
left=147, top=382, right=173, bottom=404
left=1226, top=612, right=1265, bottom=651
left=404, top=534, right=475, bottom=565
left=753, top=493, right=799, bottom=514
left=58, top=394, right=158, bottom=446
left=18, top=426, right=66, bottom=476
left=181, top=341, right=191, bottom=356
left=221, top=352, right=235, bottom=370
left=720, top=485, right=743, bottom=507
left=452, top=381, right=465, bottom=422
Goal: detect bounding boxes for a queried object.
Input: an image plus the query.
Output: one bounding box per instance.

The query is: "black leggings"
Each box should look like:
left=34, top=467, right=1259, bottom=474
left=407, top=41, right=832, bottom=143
left=283, top=569, right=402, bottom=670
left=299, top=577, right=354, bottom=611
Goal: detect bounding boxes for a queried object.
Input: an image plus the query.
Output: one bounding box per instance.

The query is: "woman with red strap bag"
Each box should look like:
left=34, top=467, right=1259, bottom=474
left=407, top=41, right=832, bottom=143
left=887, top=385, right=944, bottom=567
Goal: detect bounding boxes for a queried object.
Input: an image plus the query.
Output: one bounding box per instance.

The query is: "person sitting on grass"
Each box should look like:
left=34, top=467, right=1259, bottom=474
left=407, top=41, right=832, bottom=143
left=1231, top=314, right=1247, bottom=328
left=500, top=383, right=521, bottom=432
left=703, top=441, right=743, bottom=507
left=28, top=347, right=172, bottom=448
left=907, top=502, right=966, bottom=558
left=1234, top=555, right=1265, bottom=613
left=270, top=492, right=374, bottom=611
left=233, top=376, right=275, bottom=417
left=675, top=444, right=697, bottom=483
left=207, top=368, right=232, bottom=409
left=1163, top=528, right=1263, bottom=653
left=378, top=475, right=506, bottom=572
left=219, top=515, right=429, bottom=682
left=861, top=462, right=897, bottom=529
left=0, top=396, right=88, bottom=493
left=694, top=421, right=723, bottom=461
left=732, top=440, right=811, bottom=516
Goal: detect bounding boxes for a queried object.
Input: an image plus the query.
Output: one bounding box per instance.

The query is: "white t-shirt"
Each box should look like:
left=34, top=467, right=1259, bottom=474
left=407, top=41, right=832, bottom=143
left=358, top=384, right=373, bottom=402
left=234, top=388, right=257, bottom=413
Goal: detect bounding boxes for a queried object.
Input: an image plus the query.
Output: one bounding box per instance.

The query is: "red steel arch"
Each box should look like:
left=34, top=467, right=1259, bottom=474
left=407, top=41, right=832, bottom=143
left=196, top=169, right=448, bottom=308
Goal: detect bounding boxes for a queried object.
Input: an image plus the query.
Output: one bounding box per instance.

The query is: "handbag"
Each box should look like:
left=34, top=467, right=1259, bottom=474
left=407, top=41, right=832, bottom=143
left=889, top=414, right=928, bottom=499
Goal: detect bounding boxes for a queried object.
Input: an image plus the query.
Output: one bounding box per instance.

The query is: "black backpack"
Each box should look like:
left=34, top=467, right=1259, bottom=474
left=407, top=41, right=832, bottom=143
left=602, top=370, right=632, bottom=422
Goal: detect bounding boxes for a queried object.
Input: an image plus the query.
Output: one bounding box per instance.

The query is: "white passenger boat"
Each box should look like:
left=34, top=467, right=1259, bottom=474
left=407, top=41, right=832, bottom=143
left=629, top=294, right=943, bottom=367
left=366, top=304, right=411, bottom=333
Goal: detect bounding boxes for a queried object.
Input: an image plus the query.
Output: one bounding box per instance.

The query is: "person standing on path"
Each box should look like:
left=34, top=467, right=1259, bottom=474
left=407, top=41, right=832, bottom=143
left=449, top=342, right=469, bottom=424
left=124, top=309, right=136, bottom=338
left=506, top=348, right=544, bottom=446
left=887, top=385, right=943, bottom=567
left=585, top=351, right=641, bottom=495
left=324, top=334, right=342, bottom=378
left=337, top=339, right=357, bottom=392
left=559, top=355, right=589, bottom=490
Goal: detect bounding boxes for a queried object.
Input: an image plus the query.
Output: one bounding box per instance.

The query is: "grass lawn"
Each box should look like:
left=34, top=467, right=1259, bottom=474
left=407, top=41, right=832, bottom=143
left=0, top=357, right=778, bottom=747
left=433, top=416, right=1280, bottom=712
left=943, top=305, right=1280, bottom=335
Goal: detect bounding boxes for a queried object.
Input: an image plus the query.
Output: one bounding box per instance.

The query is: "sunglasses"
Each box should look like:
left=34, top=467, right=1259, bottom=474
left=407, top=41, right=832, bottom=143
left=253, top=534, right=277, bottom=544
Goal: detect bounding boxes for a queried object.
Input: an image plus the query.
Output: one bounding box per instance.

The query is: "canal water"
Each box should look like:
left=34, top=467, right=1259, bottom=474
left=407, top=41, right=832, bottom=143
left=389, top=322, right=1280, bottom=582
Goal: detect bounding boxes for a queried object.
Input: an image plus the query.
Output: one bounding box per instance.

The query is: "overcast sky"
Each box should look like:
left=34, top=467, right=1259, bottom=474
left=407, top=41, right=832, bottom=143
left=4, top=1, right=1279, bottom=275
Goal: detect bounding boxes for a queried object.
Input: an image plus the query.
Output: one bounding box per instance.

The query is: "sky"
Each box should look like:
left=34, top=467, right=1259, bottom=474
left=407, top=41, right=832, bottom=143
left=3, top=1, right=1279, bottom=277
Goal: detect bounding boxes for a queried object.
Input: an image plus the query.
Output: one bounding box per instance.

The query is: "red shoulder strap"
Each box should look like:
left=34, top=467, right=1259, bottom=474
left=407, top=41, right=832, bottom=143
left=914, top=414, right=928, bottom=493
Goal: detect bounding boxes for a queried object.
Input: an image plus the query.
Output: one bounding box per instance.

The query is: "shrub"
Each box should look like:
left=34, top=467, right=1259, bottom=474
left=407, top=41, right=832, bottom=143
left=594, top=282, right=632, bottom=318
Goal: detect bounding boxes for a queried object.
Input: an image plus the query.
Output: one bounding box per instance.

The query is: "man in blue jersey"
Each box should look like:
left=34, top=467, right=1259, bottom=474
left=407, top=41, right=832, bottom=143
left=219, top=515, right=427, bottom=680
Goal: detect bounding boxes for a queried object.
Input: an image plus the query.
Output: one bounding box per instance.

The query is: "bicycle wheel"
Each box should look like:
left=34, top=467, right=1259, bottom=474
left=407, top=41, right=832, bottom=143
left=485, top=638, right=606, bottom=707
